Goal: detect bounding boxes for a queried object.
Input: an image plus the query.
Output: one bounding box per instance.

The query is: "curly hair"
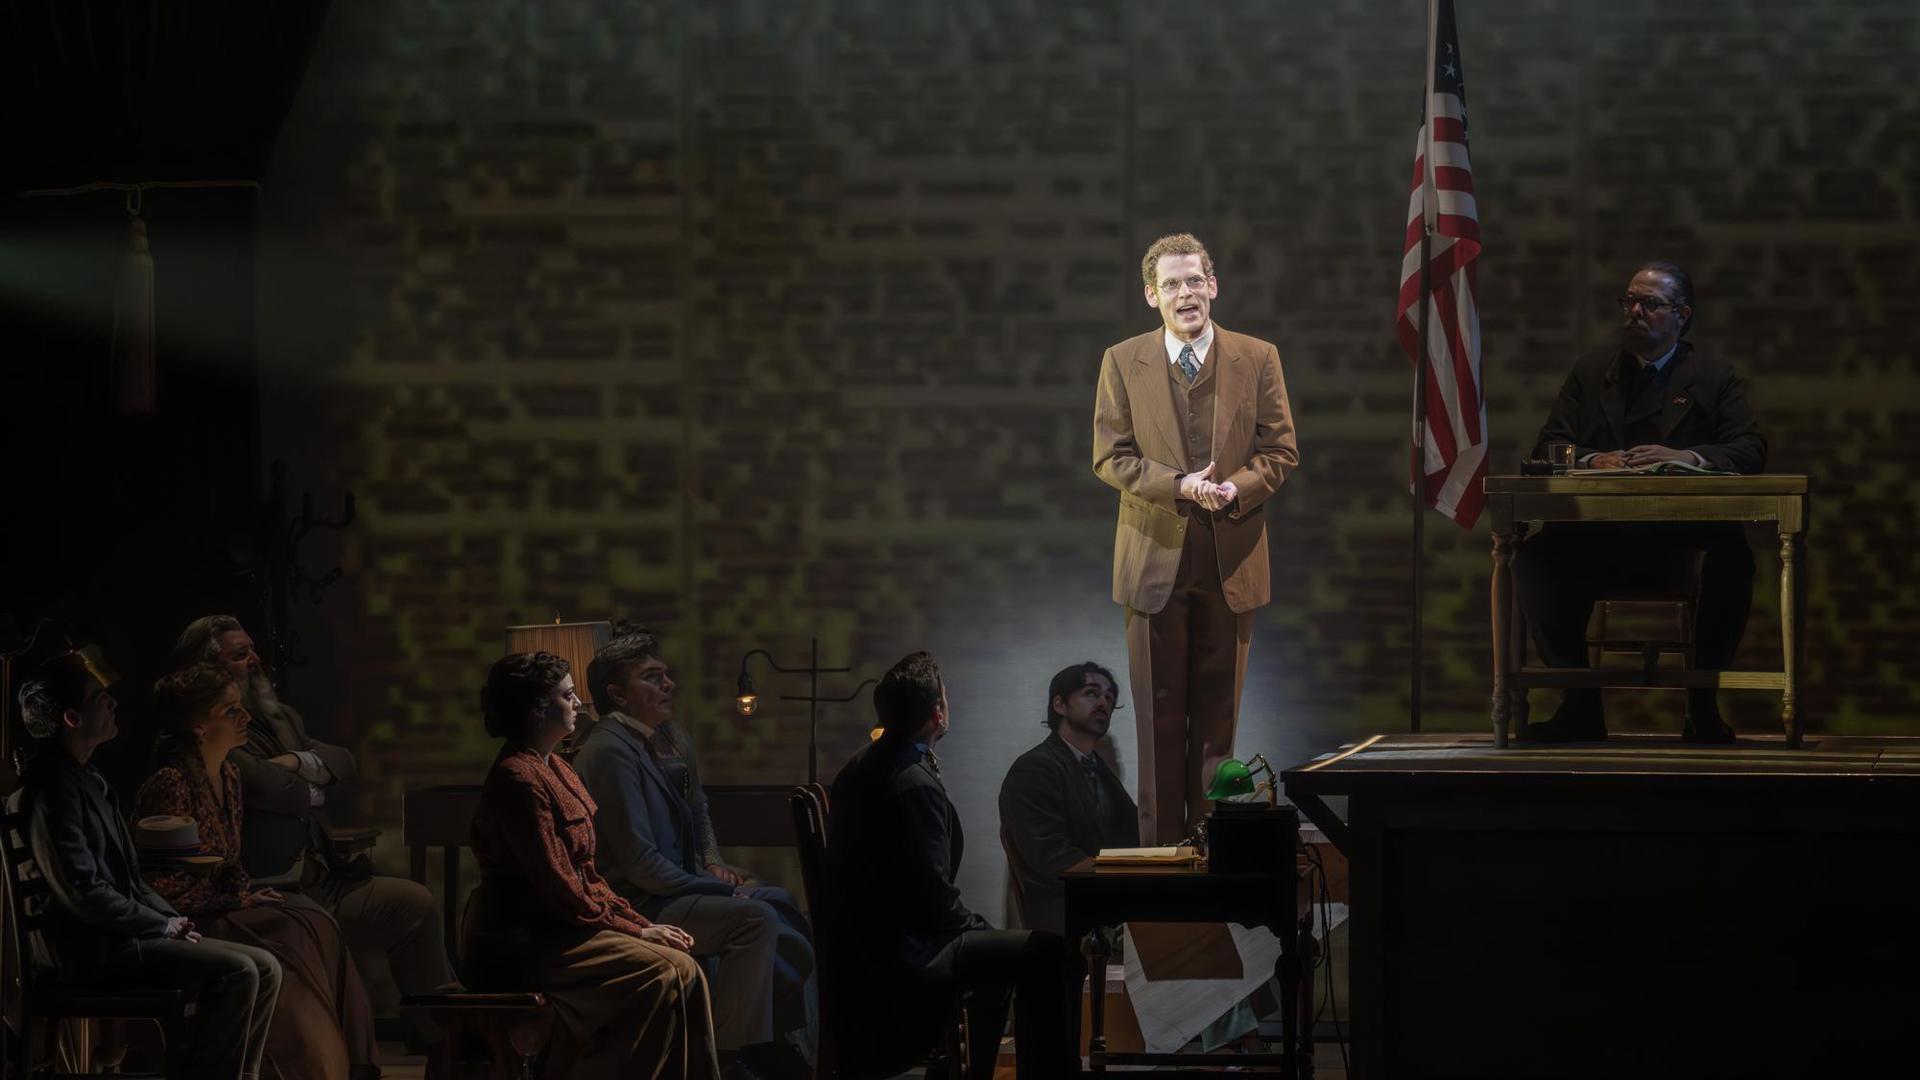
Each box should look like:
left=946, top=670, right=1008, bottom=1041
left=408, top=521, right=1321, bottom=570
left=1141, top=232, right=1214, bottom=289
left=482, top=651, right=572, bottom=743
left=149, top=664, right=240, bottom=787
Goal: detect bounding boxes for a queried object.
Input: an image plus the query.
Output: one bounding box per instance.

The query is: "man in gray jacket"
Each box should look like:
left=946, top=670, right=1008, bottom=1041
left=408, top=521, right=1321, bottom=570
left=12, top=649, right=280, bottom=1080
left=573, top=629, right=815, bottom=1080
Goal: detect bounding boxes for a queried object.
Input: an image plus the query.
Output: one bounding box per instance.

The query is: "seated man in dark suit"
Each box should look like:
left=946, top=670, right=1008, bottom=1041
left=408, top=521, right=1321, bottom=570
left=828, top=651, right=1079, bottom=1079
left=10, top=650, right=281, bottom=1080
left=1518, top=261, right=1768, bottom=743
left=998, top=661, right=1138, bottom=935
left=573, top=629, right=815, bottom=1080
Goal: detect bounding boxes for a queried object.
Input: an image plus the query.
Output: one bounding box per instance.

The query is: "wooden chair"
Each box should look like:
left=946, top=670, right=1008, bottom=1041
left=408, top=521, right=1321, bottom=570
left=400, top=881, right=557, bottom=1080
left=398, top=990, right=554, bottom=1080
left=789, top=784, right=968, bottom=1080
left=1, top=802, right=194, bottom=1079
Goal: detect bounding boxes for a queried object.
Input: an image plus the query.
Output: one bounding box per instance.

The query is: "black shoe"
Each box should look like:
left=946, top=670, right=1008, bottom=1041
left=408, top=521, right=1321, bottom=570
left=1682, top=693, right=1736, bottom=744
left=1521, top=694, right=1607, bottom=743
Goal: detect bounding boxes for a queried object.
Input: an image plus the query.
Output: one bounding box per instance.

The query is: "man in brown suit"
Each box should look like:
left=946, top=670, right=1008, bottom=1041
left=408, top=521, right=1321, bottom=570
left=1093, top=233, right=1299, bottom=845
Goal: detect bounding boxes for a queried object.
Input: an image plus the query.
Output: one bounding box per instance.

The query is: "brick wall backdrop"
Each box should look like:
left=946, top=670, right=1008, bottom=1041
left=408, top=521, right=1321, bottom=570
left=256, top=0, right=1920, bottom=914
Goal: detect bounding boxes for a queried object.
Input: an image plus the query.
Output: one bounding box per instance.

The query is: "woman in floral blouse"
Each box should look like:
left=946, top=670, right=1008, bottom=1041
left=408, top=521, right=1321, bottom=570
left=464, top=651, right=720, bottom=1080
left=136, top=664, right=379, bottom=1080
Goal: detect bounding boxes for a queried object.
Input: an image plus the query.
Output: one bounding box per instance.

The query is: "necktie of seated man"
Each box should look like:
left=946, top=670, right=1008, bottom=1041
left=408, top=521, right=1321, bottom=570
left=1179, top=343, right=1199, bottom=384
left=1082, top=755, right=1107, bottom=817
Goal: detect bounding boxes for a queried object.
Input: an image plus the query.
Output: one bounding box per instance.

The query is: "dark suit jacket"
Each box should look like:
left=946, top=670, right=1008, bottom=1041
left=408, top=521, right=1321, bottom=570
left=998, top=733, right=1138, bottom=935
left=235, top=699, right=358, bottom=879
left=826, top=735, right=988, bottom=1076
left=1529, top=340, right=1767, bottom=474
left=572, top=714, right=733, bottom=914
left=14, top=746, right=179, bottom=975
left=827, top=736, right=987, bottom=971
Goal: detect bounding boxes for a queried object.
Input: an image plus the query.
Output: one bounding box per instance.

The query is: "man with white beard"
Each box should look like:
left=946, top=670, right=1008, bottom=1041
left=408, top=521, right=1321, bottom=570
left=173, top=615, right=457, bottom=1038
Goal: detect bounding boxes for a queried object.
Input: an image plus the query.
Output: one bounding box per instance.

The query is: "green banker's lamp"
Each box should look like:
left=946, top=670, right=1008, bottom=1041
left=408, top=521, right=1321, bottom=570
left=1205, top=753, right=1280, bottom=806
left=1204, top=752, right=1297, bottom=875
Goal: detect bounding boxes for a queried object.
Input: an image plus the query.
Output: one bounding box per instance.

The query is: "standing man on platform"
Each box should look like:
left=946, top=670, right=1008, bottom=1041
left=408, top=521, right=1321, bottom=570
left=1093, top=233, right=1299, bottom=845
left=1518, top=261, right=1767, bottom=743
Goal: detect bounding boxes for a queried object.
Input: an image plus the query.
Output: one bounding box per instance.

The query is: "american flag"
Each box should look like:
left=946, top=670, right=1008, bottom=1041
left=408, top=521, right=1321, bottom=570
left=1395, top=0, right=1486, bottom=528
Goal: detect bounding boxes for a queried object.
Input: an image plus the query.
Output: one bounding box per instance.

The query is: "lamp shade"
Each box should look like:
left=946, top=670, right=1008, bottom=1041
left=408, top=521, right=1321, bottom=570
left=504, top=620, right=611, bottom=714
left=1205, top=758, right=1256, bottom=801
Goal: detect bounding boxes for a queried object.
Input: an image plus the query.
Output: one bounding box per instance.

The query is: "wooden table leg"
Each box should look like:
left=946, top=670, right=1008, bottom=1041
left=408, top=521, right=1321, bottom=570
left=1781, top=530, right=1803, bottom=748
left=443, top=845, right=461, bottom=966
left=1491, top=528, right=1519, bottom=747
left=1082, top=926, right=1109, bottom=1074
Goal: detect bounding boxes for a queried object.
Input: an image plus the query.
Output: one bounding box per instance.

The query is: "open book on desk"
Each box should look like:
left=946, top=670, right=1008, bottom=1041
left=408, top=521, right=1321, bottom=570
left=1095, top=846, right=1199, bottom=866
left=1567, top=460, right=1738, bottom=477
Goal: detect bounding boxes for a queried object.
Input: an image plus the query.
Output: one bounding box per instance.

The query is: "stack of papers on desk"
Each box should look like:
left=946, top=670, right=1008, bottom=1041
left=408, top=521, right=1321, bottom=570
left=1568, top=460, right=1737, bottom=476
left=1094, top=846, right=1198, bottom=866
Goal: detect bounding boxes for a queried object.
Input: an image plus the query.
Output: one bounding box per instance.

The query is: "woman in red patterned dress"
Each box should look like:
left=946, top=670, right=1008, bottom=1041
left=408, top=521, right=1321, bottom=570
left=136, top=664, right=379, bottom=1080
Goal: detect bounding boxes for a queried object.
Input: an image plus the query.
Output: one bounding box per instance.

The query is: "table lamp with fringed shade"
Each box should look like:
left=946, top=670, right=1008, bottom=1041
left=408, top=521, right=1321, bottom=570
left=503, top=618, right=612, bottom=719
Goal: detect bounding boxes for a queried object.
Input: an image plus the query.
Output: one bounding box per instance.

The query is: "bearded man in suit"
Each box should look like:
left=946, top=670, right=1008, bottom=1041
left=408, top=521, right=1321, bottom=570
left=1093, top=232, right=1299, bottom=845
left=1517, top=261, right=1767, bottom=743
left=998, top=661, right=1138, bottom=936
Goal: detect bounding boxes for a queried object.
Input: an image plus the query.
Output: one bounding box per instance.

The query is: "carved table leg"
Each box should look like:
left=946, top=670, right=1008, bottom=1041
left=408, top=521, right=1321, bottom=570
left=1083, top=926, right=1109, bottom=1074
left=1781, top=531, right=1802, bottom=748
left=1491, top=528, right=1519, bottom=747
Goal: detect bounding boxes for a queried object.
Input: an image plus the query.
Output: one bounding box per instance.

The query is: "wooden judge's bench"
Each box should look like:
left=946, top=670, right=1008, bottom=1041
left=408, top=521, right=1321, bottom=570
left=1484, top=473, right=1810, bottom=745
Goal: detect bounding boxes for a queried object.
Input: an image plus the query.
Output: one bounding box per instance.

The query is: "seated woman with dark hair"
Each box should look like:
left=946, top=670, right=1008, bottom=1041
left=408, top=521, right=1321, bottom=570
left=465, top=652, right=720, bottom=1080
left=135, top=664, right=380, bottom=1080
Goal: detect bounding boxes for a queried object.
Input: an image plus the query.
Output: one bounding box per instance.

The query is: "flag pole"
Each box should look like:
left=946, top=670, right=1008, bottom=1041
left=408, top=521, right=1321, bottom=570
left=1411, top=0, right=1439, bottom=733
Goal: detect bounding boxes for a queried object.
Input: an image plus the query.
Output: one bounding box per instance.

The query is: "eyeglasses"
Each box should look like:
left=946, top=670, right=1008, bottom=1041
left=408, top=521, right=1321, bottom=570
left=1157, top=275, right=1210, bottom=296
left=1617, top=294, right=1678, bottom=314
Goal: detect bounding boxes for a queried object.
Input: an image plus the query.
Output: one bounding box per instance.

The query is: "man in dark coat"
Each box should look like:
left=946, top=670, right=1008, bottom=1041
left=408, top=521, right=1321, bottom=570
left=827, top=651, right=1080, bottom=1079
left=10, top=650, right=280, bottom=1080
left=998, top=662, right=1138, bottom=936
left=1518, top=261, right=1768, bottom=743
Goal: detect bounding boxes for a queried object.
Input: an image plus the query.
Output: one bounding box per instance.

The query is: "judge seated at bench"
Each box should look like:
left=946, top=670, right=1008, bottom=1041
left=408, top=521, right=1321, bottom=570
left=1517, top=261, right=1767, bottom=744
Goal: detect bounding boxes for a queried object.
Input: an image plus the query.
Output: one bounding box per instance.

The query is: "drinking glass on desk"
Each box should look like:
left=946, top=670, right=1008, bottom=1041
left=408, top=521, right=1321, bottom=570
left=1546, top=441, right=1575, bottom=473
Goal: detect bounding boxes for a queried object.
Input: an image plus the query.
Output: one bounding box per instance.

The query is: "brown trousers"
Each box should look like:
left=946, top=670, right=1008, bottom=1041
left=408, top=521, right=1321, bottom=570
left=1125, top=518, right=1254, bottom=846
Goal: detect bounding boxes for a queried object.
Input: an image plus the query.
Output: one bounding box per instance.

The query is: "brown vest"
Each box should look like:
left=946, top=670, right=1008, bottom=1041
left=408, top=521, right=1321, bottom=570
left=1167, top=345, right=1218, bottom=525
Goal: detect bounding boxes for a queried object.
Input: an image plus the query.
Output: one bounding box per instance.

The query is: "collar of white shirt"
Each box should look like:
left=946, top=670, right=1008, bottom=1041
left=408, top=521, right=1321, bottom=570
left=1163, top=323, right=1215, bottom=369
left=608, top=710, right=657, bottom=742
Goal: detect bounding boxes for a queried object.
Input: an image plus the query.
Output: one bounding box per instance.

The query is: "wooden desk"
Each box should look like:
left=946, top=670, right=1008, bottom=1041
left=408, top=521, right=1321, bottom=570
left=1062, top=858, right=1314, bottom=1079
left=404, top=783, right=800, bottom=963
left=1485, top=474, right=1810, bottom=748
left=1285, top=733, right=1920, bottom=1078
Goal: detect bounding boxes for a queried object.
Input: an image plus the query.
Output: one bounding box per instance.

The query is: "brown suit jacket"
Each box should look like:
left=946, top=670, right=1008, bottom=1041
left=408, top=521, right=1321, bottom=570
left=1092, top=324, right=1298, bottom=614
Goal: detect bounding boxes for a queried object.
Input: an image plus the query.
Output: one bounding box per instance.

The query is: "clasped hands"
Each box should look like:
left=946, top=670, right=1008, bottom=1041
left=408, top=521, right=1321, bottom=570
left=1589, top=445, right=1696, bottom=470
left=1178, top=462, right=1237, bottom=512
